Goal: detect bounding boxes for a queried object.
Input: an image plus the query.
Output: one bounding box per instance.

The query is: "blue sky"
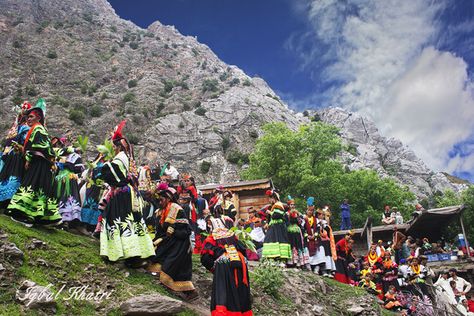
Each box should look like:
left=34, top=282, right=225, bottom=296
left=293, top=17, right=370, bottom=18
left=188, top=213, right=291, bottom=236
left=108, top=0, right=474, bottom=182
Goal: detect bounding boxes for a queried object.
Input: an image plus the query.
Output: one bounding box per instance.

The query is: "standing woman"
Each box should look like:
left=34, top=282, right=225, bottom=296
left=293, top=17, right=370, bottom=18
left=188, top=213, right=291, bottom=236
left=201, top=216, right=252, bottom=315
left=147, top=184, right=197, bottom=299
left=99, top=121, right=154, bottom=265
left=261, top=190, right=291, bottom=262
left=6, top=99, right=62, bottom=226
left=286, top=197, right=308, bottom=268
left=0, top=102, right=31, bottom=208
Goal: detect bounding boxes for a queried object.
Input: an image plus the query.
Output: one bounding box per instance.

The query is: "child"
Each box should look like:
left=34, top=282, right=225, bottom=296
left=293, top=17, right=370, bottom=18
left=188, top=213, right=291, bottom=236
left=384, top=285, right=402, bottom=311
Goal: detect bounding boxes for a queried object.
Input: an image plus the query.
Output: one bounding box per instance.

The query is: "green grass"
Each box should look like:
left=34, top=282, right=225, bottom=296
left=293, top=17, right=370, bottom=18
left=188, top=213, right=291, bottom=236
left=0, top=215, right=171, bottom=315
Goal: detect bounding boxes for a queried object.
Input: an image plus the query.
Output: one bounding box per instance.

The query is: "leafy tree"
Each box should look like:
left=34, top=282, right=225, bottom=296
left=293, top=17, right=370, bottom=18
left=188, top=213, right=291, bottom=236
left=435, top=187, right=474, bottom=243
left=243, top=122, right=415, bottom=228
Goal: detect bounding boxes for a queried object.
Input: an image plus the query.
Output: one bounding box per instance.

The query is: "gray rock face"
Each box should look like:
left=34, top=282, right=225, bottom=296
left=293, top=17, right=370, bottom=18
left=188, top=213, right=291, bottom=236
left=16, top=280, right=57, bottom=310
left=317, top=108, right=466, bottom=199
left=0, top=0, right=306, bottom=185
left=0, top=0, right=464, bottom=197
left=120, top=294, right=185, bottom=316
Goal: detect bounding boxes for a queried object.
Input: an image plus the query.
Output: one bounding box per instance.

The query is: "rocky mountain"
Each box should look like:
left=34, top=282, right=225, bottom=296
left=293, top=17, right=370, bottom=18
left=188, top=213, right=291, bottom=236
left=316, top=108, right=468, bottom=199
left=0, top=0, right=304, bottom=183
left=0, top=0, right=467, bottom=199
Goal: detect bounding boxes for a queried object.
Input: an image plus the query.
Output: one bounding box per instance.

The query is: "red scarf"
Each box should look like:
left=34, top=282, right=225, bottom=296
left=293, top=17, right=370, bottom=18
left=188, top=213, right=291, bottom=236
left=22, top=123, right=41, bottom=152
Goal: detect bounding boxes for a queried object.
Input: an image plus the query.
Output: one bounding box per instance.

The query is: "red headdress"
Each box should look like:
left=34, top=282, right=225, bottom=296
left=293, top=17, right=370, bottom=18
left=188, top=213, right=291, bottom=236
left=112, top=120, right=127, bottom=141
left=21, top=101, right=32, bottom=113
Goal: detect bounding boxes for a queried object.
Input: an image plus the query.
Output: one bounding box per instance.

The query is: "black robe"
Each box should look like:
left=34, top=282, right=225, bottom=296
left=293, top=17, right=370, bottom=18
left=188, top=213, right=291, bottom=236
left=201, top=233, right=252, bottom=315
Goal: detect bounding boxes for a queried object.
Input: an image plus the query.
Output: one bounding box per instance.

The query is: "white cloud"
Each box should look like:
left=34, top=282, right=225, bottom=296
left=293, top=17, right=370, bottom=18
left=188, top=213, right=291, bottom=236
left=288, top=0, right=474, bottom=178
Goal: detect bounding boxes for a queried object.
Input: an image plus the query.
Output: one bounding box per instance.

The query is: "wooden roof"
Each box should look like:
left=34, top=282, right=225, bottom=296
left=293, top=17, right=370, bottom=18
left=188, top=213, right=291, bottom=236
left=197, top=178, right=273, bottom=193
left=333, top=205, right=464, bottom=240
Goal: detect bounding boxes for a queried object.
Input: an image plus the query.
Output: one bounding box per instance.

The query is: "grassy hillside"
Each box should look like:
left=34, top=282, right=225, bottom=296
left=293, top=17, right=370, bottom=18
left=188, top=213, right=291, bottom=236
left=0, top=214, right=390, bottom=315
left=0, top=214, right=196, bottom=316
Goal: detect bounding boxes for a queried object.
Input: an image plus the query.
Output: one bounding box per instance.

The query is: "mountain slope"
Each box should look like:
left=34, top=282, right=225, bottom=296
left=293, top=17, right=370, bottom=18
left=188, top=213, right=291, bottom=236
left=0, top=0, right=466, bottom=197
left=0, top=0, right=304, bottom=184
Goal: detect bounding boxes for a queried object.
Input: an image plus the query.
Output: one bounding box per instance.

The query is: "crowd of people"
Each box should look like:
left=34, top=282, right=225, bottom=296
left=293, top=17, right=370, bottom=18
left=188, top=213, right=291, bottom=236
left=0, top=99, right=473, bottom=316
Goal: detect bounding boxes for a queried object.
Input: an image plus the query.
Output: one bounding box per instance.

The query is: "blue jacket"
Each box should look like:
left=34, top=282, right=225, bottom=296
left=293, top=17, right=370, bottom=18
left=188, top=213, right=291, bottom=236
left=340, top=203, right=351, bottom=218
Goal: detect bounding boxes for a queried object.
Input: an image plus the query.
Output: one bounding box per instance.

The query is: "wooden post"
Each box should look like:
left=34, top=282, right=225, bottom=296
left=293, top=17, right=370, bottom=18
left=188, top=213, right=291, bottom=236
left=367, top=222, right=373, bottom=251
left=233, top=192, right=240, bottom=220
left=460, top=215, right=471, bottom=257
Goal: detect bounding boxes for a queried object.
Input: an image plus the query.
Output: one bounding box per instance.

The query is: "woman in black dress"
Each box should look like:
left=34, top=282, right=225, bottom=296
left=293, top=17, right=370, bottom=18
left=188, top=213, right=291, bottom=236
left=6, top=99, right=62, bottom=226
left=99, top=121, right=154, bottom=264
left=147, top=185, right=197, bottom=299
left=201, top=216, right=252, bottom=315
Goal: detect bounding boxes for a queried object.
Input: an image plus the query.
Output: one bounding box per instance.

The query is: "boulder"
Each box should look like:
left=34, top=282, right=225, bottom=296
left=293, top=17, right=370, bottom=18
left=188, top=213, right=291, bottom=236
left=120, top=294, right=186, bottom=316
left=16, top=280, right=57, bottom=310
left=1, top=242, right=24, bottom=263
left=347, top=305, right=365, bottom=315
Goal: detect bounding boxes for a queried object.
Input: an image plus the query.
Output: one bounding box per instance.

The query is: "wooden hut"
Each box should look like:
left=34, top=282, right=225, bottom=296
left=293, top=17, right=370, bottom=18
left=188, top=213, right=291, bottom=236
left=197, top=179, right=273, bottom=219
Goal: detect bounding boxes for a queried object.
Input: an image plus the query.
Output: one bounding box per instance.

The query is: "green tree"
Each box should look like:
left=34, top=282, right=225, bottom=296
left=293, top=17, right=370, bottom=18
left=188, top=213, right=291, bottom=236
left=243, top=122, right=416, bottom=228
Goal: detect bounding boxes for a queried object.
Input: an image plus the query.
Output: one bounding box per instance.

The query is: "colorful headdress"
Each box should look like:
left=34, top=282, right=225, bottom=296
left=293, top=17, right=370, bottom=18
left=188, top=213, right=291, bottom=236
left=21, top=101, right=32, bottom=113
left=181, top=173, right=192, bottom=180
left=265, top=189, right=280, bottom=201
left=112, top=120, right=127, bottom=141
left=24, top=98, right=47, bottom=124
left=307, top=197, right=315, bottom=207
left=287, top=195, right=295, bottom=205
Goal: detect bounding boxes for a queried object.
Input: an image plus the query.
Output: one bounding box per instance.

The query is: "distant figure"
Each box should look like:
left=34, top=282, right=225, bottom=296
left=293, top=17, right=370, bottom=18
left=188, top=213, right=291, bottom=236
left=409, top=203, right=425, bottom=222
left=163, top=162, right=179, bottom=181
left=340, top=199, right=351, bottom=230
left=382, top=205, right=395, bottom=225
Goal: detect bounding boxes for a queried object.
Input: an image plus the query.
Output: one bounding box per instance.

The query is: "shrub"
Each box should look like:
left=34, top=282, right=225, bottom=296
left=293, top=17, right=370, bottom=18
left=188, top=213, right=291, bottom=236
left=162, top=79, right=174, bottom=93
left=192, top=48, right=199, bottom=56
left=311, top=113, right=321, bottom=122
left=12, top=40, right=22, bottom=49
left=128, top=79, right=138, bottom=88
left=90, top=105, right=102, bottom=117
left=47, top=50, right=57, bottom=59
left=229, top=78, right=240, bottom=87
left=100, top=92, right=108, bottom=100
left=221, top=137, right=230, bottom=152
left=129, top=42, right=139, bottom=50
left=182, top=102, right=191, bottom=111
left=69, top=109, right=85, bottom=125
left=219, top=72, right=229, bottom=82
left=178, top=122, right=185, bottom=128
left=249, top=130, right=259, bottom=138
left=252, top=260, right=284, bottom=299
left=25, top=85, right=38, bottom=97
left=194, top=107, right=207, bottom=116
left=243, top=79, right=252, bottom=87
left=123, top=92, right=135, bottom=103
left=226, top=150, right=249, bottom=166
left=128, top=133, right=139, bottom=145
left=200, top=161, right=211, bottom=174
left=202, top=79, right=219, bottom=93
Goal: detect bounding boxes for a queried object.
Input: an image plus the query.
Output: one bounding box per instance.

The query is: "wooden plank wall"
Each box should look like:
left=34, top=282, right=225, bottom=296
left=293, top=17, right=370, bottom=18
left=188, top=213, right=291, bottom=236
left=238, top=190, right=269, bottom=220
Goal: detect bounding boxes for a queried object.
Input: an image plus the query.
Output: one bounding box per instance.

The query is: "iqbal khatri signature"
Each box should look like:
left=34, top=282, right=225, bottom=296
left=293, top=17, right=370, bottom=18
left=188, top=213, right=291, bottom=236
left=23, top=283, right=114, bottom=306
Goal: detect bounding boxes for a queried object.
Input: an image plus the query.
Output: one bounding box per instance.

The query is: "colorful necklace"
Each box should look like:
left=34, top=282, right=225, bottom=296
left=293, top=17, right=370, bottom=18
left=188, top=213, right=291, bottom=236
left=368, top=252, right=379, bottom=266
